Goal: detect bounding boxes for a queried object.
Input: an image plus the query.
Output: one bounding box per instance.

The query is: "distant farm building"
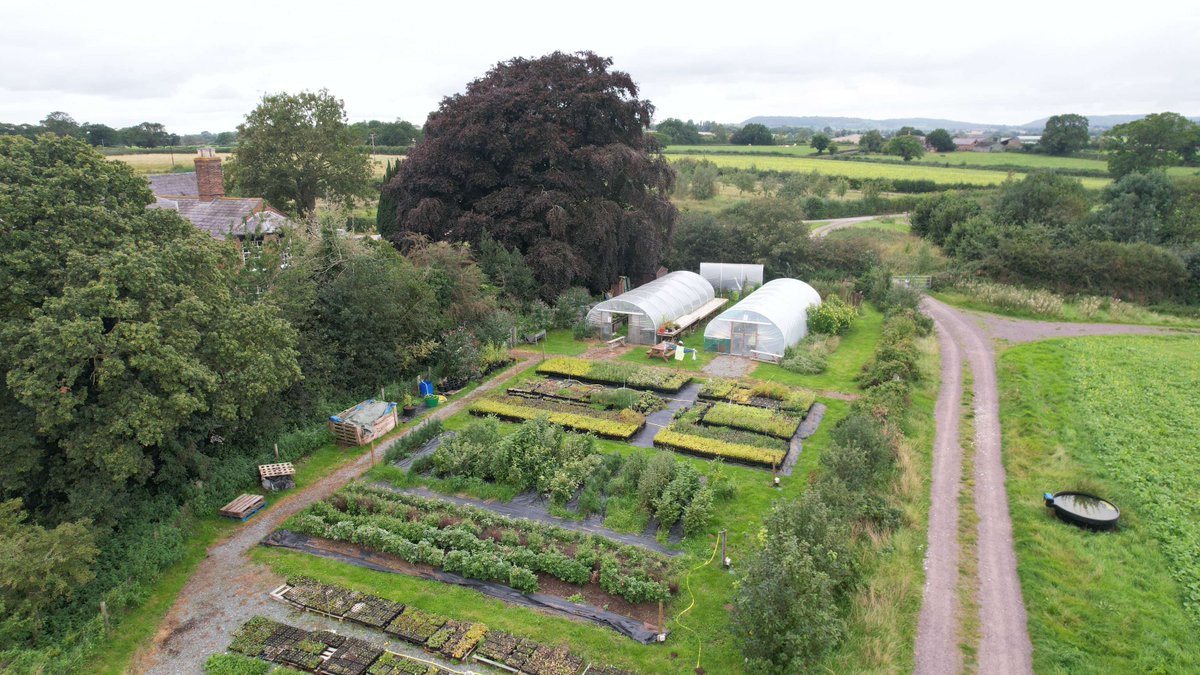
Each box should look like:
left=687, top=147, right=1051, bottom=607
left=1001, top=135, right=1041, bottom=150
left=952, top=137, right=992, bottom=152
left=703, top=278, right=822, bottom=361
left=145, top=148, right=291, bottom=261
left=700, top=262, right=764, bottom=293
left=833, top=134, right=863, bottom=144
left=586, top=271, right=723, bottom=345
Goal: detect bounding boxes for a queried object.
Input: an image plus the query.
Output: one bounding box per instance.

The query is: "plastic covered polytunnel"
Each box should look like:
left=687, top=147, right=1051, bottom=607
left=586, top=271, right=716, bottom=345
left=703, top=278, right=822, bottom=360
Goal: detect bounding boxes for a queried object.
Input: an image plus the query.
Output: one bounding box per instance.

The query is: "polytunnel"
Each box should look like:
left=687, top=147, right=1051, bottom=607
left=586, top=271, right=716, bottom=345
left=703, top=278, right=822, bottom=360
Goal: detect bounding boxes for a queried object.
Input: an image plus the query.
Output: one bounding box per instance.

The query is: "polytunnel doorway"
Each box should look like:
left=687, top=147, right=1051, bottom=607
left=730, top=321, right=761, bottom=357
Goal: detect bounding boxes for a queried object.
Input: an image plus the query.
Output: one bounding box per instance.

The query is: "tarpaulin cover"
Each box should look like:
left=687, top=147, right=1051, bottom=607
left=261, top=530, right=665, bottom=644
left=331, top=400, right=395, bottom=431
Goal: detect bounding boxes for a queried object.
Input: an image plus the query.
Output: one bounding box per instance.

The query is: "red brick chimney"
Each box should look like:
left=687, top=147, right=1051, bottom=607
left=194, top=147, right=224, bottom=201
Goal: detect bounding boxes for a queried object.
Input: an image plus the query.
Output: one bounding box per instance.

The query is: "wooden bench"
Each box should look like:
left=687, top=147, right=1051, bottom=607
left=219, top=493, right=266, bottom=521
left=606, top=335, right=626, bottom=349
left=523, top=330, right=547, bottom=344
left=646, top=342, right=676, bottom=362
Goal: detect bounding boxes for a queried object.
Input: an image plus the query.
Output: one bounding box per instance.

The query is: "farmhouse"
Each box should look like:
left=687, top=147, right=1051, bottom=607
left=1001, top=135, right=1041, bottom=150
left=952, top=136, right=990, bottom=151
left=145, top=148, right=291, bottom=260
left=703, top=278, right=821, bottom=361
left=586, top=271, right=723, bottom=344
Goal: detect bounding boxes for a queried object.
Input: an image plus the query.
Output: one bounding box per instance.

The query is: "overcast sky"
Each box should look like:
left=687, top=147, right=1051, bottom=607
left=2, top=0, right=1198, bottom=132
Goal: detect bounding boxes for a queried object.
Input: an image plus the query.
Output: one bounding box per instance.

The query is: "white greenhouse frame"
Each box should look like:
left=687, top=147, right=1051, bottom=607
left=586, top=271, right=716, bottom=345
left=699, top=262, right=764, bottom=293
left=703, top=278, right=822, bottom=360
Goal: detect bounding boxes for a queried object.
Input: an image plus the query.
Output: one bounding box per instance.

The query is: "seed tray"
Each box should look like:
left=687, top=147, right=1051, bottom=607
left=385, top=607, right=449, bottom=645
left=344, top=595, right=406, bottom=628
left=319, top=635, right=385, bottom=675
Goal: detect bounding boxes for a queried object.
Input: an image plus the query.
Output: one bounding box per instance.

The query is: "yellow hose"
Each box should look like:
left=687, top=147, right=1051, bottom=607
left=672, top=533, right=721, bottom=669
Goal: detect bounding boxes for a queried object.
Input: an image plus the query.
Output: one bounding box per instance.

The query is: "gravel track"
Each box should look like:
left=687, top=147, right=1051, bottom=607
left=132, top=357, right=533, bottom=674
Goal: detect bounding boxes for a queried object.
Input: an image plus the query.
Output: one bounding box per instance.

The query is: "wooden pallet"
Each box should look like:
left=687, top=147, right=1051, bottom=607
left=259, top=462, right=295, bottom=479
left=219, top=493, right=266, bottom=521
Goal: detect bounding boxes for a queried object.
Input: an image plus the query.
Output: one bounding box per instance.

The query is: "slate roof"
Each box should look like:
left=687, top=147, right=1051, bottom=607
left=149, top=197, right=288, bottom=240
left=147, top=172, right=199, bottom=197
left=145, top=171, right=290, bottom=240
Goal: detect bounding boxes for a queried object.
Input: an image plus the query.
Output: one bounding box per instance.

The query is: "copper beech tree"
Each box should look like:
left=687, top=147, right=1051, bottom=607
left=381, top=51, right=677, bottom=298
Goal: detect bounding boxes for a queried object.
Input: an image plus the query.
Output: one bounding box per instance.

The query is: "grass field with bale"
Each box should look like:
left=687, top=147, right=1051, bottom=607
left=999, top=336, right=1200, bottom=673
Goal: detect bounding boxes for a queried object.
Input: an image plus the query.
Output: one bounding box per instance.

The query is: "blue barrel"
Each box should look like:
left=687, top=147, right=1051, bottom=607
left=418, top=380, right=434, bottom=397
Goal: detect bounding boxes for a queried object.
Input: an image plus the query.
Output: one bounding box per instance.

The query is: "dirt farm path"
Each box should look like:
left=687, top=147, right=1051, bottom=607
left=132, top=357, right=534, bottom=674
left=806, top=213, right=908, bottom=238
left=915, top=298, right=1183, bottom=674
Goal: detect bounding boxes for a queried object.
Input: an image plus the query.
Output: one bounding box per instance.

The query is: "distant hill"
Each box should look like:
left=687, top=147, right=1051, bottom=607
left=743, top=116, right=1006, bottom=132
left=743, top=114, right=1200, bottom=133
left=1019, top=114, right=1200, bottom=130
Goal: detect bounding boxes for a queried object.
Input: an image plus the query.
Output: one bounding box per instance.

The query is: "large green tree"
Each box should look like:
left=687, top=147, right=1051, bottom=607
left=1040, top=113, right=1089, bottom=155
left=655, top=118, right=701, bottom=145
left=730, top=123, right=774, bottom=145
left=809, top=133, right=831, bottom=154
left=0, top=499, right=97, bottom=640
left=926, top=128, right=955, bottom=152
left=1103, top=112, right=1200, bottom=177
left=884, top=134, right=926, bottom=161
left=382, top=51, right=677, bottom=298
left=227, top=89, right=372, bottom=216
left=0, top=135, right=300, bottom=522
left=858, top=129, right=885, bottom=152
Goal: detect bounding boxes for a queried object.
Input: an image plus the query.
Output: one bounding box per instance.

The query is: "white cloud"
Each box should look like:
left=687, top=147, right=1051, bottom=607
left=0, top=0, right=1196, bottom=131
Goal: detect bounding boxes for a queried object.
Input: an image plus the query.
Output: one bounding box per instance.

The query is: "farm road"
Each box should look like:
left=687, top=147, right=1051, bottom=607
left=132, top=357, right=534, bottom=675
left=806, top=213, right=908, bottom=238
left=915, top=298, right=1181, bottom=674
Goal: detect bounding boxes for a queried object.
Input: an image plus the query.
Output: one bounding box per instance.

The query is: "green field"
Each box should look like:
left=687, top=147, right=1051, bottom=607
left=668, top=153, right=1111, bottom=189
left=873, top=151, right=1107, bottom=171
left=999, top=336, right=1200, bottom=672
left=665, top=144, right=824, bottom=156
left=753, top=304, right=884, bottom=392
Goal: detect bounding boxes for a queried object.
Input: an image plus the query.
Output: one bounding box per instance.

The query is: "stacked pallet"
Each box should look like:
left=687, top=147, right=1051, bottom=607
left=219, top=494, right=266, bottom=521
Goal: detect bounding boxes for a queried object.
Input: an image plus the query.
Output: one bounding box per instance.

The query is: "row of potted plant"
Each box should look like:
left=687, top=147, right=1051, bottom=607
left=701, top=402, right=801, bottom=439
left=469, top=396, right=645, bottom=439
left=653, top=427, right=786, bottom=467
left=536, top=358, right=690, bottom=393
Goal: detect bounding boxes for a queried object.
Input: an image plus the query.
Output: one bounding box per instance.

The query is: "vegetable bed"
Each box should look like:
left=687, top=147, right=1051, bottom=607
left=469, top=396, right=644, bottom=440
left=537, top=357, right=690, bottom=393
left=699, top=377, right=815, bottom=413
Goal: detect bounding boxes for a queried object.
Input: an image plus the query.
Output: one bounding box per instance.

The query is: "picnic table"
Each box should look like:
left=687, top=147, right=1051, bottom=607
left=646, top=342, right=677, bottom=362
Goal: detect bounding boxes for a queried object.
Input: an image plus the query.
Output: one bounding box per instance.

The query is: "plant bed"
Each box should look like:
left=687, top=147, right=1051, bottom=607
left=666, top=412, right=789, bottom=454
left=587, top=665, right=637, bottom=675
left=537, top=357, right=690, bottom=393
left=653, top=427, right=785, bottom=468
left=320, top=636, right=384, bottom=675
left=229, top=616, right=283, bottom=657
left=386, top=607, right=450, bottom=646
left=424, top=619, right=488, bottom=660
left=507, top=378, right=664, bottom=414
left=344, top=594, right=407, bottom=629
left=699, top=378, right=815, bottom=414
left=283, top=484, right=675, bottom=606
left=284, top=578, right=365, bottom=617
left=368, top=652, right=454, bottom=675
left=474, top=631, right=585, bottom=675
left=701, top=402, right=800, bottom=439
left=469, top=396, right=644, bottom=440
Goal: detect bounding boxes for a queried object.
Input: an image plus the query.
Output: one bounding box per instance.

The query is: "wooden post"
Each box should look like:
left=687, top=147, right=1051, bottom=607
left=371, top=439, right=376, bottom=467
left=381, top=386, right=385, bottom=400
left=274, top=443, right=279, bottom=460
left=100, top=601, right=109, bottom=633
left=721, top=528, right=727, bottom=566
left=657, top=600, right=664, bottom=635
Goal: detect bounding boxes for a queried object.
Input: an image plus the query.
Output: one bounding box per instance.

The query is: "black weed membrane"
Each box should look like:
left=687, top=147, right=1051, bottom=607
left=261, top=530, right=666, bottom=644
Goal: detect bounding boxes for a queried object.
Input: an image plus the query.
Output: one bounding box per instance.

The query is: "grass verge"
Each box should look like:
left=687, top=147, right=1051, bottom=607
left=753, top=303, right=884, bottom=393
left=998, top=336, right=1200, bottom=672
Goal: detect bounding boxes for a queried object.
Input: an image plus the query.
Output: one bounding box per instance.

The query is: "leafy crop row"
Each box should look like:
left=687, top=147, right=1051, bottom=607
left=653, top=428, right=786, bottom=467
left=285, top=484, right=674, bottom=604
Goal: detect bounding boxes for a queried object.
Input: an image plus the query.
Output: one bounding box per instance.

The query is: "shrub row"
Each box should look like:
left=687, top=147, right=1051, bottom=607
left=537, top=357, right=691, bottom=393
left=286, top=484, right=674, bottom=605
left=702, top=402, right=800, bottom=439
left=731, top=287, right=930, bottom=671
left=468, top=397, right=644, bottom=439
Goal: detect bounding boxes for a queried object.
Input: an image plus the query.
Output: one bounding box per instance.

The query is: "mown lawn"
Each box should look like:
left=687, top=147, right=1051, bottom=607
left=999, top=336, right=1200, bottom=673
left=617, top=328, right=714, bottom=372
left=538, top=328, right=592, bottom=356
left=752, top=303, right=884, bottom=393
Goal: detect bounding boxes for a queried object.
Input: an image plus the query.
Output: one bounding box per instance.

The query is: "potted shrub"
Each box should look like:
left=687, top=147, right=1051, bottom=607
left=402, top=392, right=418, bottom=417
